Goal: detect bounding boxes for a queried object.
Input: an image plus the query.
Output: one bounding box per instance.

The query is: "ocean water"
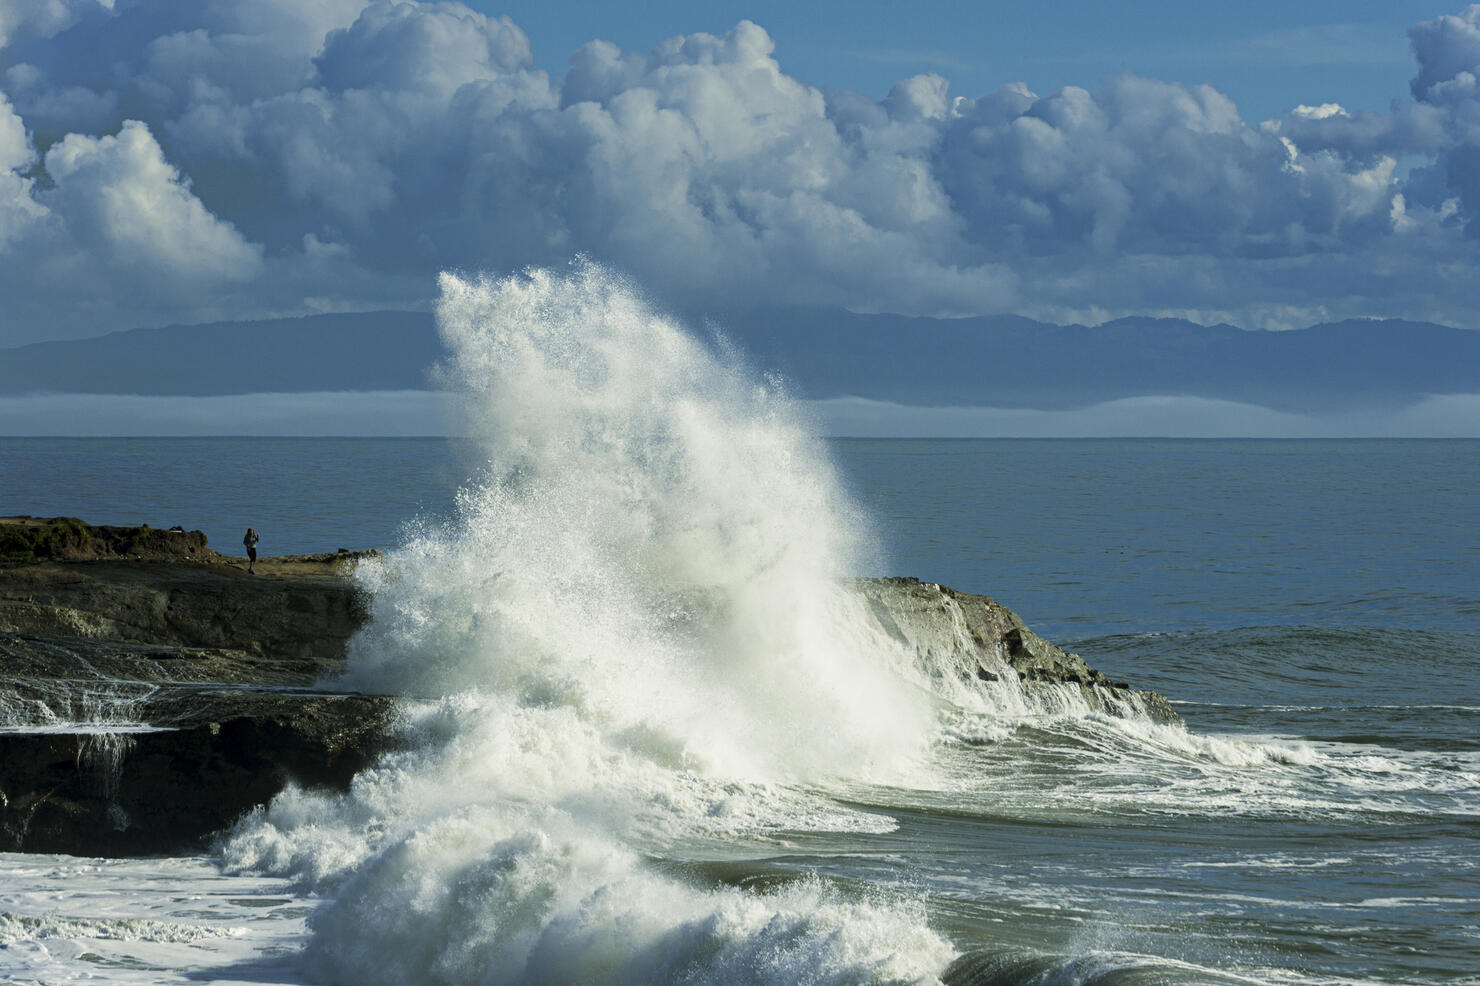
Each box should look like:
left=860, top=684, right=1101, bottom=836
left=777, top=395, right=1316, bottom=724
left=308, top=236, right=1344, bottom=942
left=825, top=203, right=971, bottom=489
left=2, top=265, right=1477, bottom=985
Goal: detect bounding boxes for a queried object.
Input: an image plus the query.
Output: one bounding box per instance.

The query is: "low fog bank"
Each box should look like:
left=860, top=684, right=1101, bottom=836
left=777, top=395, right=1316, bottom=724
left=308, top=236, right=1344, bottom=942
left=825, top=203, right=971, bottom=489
left=812, top=394, right=1480, bottom=438
left=1, top=391, right=1477, bottom=438
left=0, top=391, right=450, bottom=436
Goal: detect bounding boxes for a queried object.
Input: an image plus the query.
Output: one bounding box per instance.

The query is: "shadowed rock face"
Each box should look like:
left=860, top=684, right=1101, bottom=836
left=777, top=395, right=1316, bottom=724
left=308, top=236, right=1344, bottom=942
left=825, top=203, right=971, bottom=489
left=0, top=520, right=1176, bottom=857
left=0, top=526, right=390, bottom=856
left=0, top=691, right=396, bottom=855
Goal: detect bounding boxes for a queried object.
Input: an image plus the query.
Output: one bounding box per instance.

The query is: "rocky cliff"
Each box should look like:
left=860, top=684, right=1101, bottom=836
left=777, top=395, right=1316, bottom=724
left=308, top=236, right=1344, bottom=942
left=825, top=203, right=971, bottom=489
left=0, top=517, right=391, bottom=855
left=0, top=517, right=1175, bottom=857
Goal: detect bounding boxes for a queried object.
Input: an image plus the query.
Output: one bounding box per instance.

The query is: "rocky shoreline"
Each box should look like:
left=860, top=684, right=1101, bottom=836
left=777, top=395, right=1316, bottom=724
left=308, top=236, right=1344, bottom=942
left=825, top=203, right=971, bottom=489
left=0, top=516, right=393, bottom=855
left=0, top=517, right=1176, bottom=857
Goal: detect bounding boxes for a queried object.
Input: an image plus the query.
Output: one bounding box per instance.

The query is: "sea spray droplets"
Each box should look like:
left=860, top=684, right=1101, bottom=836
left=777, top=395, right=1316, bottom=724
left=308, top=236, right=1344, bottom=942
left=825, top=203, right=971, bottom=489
left=344, top=261, right=936, bottom=781
left=224, top=263, right=954, bottom=985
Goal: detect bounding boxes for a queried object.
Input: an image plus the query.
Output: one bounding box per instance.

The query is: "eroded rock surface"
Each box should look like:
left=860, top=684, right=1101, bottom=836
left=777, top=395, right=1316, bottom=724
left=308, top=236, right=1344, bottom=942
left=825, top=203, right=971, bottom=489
left=851, top=578, right=1179, bottom=723
left=0, top=690, right=395, bottom=855
left=0, top=519, right=390, bottom=855
left=0, top=550, right=373, bottom=662
left=0, top=519, right=1176, bottom=857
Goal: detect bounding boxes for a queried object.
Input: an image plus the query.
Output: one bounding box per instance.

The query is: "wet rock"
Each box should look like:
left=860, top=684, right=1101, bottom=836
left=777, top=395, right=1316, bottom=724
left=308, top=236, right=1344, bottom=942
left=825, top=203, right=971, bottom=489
left=0, top=519, right=1179, bottom=857
left=0, top=692, right=395, bottom=855
left=0, top=618, right=398, bottom=855
left=0, top=525, right=391, bottom=856
left=849, top=577, right=1180, bottom=724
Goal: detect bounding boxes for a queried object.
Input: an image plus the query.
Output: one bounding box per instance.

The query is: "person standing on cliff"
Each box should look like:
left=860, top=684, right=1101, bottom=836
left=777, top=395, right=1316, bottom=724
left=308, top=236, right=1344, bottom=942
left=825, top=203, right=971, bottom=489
left=243, top=528, right=259, bottom=574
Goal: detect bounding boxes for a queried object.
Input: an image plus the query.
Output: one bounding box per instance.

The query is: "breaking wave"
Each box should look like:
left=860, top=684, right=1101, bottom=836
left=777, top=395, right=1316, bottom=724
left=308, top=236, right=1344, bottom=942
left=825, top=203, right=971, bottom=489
left=221, top=261, right=957, bottom=984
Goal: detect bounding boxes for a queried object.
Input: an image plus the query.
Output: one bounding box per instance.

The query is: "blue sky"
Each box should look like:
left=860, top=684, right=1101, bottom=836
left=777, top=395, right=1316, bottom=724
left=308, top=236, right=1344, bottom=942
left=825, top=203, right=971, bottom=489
left=0, top=0, right=1478, bottom=437
left=483, top=0, right=1444, bottom=124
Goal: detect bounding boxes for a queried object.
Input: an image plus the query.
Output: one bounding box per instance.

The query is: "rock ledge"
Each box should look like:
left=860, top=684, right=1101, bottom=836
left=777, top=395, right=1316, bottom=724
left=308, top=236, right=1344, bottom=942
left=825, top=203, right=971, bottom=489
left=0, top=518, right=1176, bottom=857
left=0, top=518, right=390, bottom=855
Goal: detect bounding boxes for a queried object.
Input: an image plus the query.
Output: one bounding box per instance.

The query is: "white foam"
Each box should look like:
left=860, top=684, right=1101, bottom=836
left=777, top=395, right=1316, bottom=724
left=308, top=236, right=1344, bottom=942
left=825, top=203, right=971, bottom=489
left=336, top=263, right=937, bottom=783
left=221, top=263, right=955, bottom=984
left=0, top=853, right=312, bottom=985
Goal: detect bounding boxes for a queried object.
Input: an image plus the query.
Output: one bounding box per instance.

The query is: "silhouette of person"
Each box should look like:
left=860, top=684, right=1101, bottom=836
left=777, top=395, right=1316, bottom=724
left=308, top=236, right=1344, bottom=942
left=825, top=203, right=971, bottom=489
left=243, top=527, right=259, bottom=574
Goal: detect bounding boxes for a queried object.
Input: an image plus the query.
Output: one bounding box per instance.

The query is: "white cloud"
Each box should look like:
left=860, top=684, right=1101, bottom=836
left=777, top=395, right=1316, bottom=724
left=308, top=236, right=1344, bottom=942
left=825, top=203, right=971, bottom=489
left=0, top=3, right=1479, bottom=342
left=1274, top=6, right=1480, bottom=234
left=937, top=73, right=1407, bottom=259
left=0, top=0, right=106, bottom=48
left=0, top=113, right=267, bottom=333
left=316, top=0, right=530, bottom=95
left=1409, top=5, right=1480, bottom=105
left=1291, top=103, right=1349, bottom=120
left=41, top=119, right=262, bottom=279
left=0, top=92, right=36, bottom=171
left=0, top=94, right=48, bottom=249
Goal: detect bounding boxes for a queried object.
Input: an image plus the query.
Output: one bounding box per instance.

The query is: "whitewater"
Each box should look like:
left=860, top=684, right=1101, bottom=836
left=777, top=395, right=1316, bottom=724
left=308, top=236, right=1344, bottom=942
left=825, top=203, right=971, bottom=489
left=2, top=264, right=1476, bottom=985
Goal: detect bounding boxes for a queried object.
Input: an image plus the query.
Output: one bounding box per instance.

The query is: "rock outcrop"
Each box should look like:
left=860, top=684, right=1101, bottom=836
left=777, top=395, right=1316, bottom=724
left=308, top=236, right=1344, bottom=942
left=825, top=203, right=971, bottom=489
left=0, top=517, right=1176, bottom=857
left=850, top=578, right=1179, bottom=723
left=0, top=557, right=371, bottom=662
left=0, top=518, right=390, bottom=855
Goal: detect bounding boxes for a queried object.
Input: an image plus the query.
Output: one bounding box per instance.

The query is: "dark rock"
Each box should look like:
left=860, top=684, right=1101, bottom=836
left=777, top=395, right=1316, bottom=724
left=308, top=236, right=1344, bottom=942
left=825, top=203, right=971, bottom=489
left=0, top=692, right=395, bottom=855
left=0, top=519, right=1180, bottom=857
left=0, top=606, right=397, bottom=855
left=0, top=524, right=390, bottom=856
left=0, top=558, right=368, bottom=660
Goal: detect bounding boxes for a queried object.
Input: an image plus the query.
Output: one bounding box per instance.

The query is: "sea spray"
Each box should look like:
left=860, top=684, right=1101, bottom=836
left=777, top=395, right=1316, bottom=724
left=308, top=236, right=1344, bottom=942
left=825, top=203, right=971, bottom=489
left=221, top=264, right=1295, bottom=984
left=339, top=262, right=940, bottom=780
left=3, top=439, right=1471, bottom=985
left=222, top=262, right=955, bottom=984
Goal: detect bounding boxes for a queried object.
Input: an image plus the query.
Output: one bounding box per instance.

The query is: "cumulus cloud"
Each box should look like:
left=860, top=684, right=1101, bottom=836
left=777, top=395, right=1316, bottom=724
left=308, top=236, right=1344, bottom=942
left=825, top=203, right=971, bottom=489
left=1266, top=5, right=1480, bottom=234
left=943, top=77, right=1311, bottom=257
left=0, top=108, right=265, bottom=332
left=42, top=119, right=262, bottom=279
left=0, top=93, right=34, bottom=170
left=1409, top=5, right=1480, bottom=105
left=316, top=1, right=529, bottom=94
left=1, top=2, right=1479, bottom=343
left=0, top=0, right=105, bottom=48
left=0, top=94, right=48, bottom=250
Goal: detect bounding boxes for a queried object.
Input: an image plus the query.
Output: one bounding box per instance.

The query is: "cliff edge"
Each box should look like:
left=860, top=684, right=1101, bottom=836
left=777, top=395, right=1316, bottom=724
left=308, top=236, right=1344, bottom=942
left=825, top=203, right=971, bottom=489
left=0, top=517, right=391, bottom=855
left=0, top=517, right=1175, bottom=857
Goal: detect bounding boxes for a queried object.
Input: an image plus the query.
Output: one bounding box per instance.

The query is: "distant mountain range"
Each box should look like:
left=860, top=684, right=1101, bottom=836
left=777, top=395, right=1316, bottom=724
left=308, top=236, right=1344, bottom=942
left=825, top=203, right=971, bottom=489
left=0, top=311, right=443, bottom=397
left=2, top=309, right=1477, bottom=413
left=724, top=311, right=1480, bottom=412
